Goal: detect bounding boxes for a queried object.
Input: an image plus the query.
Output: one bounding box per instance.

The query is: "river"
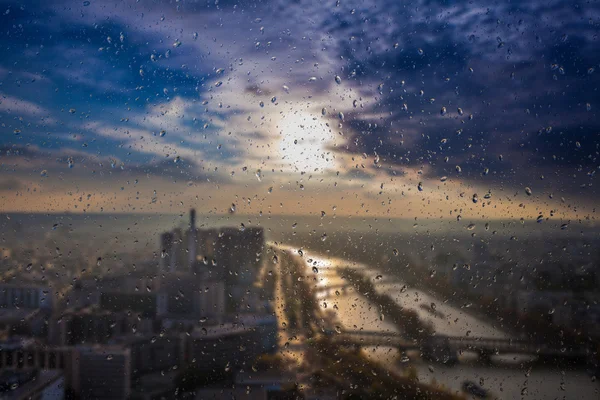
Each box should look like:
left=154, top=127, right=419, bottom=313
left=275, top=244, right=599, bottom=400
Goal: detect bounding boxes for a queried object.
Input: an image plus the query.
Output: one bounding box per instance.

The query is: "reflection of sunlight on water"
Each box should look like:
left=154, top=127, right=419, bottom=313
left=271, top=242, right=600, bottom=400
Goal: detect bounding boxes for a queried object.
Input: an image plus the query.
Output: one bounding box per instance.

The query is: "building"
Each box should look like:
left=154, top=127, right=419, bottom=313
left=0, top=308, right=46, bottom=337
left=0, top=284, right=53, bottom=311
left=0, top=369, right=64, bottom=400
left=113, top=334, right=186, bottom=377
left=75, top=345, right=131, bottom=400
left=100, top=291, right=167, bottom=319
left=0, top=337, right=78, bottom=390
left=158, top=274, right=225, bottom=320
left=185, top=314, right=277, bottom=372
left=159, top=231, right=174, bottom=271
left=51, top=306, right=141, bottom=346
left=187, top=208, right=198, bottom=269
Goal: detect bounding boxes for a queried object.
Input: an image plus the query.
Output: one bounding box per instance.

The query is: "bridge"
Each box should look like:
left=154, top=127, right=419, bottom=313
left=314, top=283, right=352, bottom=296
left=326, top=330, right=590, bottom=362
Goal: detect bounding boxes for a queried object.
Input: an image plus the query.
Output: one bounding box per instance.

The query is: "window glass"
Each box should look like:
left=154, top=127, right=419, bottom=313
left=0, top=1, right=598, bottom=399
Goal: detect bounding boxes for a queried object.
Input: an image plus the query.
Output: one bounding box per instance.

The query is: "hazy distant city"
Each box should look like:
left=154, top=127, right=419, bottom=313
left=1, top=211, right=598, bottom=399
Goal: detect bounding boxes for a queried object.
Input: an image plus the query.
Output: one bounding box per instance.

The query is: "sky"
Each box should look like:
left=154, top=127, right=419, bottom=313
left=0, top=0, right=598, bottom=223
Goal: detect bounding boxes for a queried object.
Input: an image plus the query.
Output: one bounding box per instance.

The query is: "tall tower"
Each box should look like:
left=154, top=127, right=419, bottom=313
left=190, top=208, right=196, bottom=230
left=188, top=209, right=197, bottom=270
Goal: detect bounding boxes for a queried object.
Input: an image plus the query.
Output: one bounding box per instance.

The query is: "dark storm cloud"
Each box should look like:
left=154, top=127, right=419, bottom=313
left=321, top=0, right=600, bottom=195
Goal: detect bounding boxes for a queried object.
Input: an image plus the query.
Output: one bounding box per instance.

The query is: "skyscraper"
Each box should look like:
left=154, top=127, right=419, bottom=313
left=187, top=209, right=198, bottom=271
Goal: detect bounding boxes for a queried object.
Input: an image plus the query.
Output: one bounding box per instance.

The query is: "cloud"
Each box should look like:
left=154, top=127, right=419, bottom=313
left=0, top=93, right=55, bottom=122
left=0, top=177, right=22, bottom=191
left=0, top=0, right=597, bottom=218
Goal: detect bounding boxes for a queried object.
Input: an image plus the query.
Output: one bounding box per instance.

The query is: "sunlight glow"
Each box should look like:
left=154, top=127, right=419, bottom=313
left=277, top=111, right=337, bottom=172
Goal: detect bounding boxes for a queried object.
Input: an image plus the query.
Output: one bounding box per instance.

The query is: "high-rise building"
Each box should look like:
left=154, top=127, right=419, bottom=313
left=159, top=273, right=225, bottom=320
left=187, top=209, right=198, bottom=271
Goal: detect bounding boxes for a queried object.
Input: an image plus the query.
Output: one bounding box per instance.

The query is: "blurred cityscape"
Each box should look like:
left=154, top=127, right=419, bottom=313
left=0, top=212, right=599, bottom=399
left=0, top=210, right=282, bottom=399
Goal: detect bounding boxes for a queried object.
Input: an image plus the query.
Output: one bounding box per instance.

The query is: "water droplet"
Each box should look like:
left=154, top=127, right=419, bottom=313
left=271, top=96, right=276, bottom=103
left=440, top=106, right=447, bottom=116
left=455, top=165, right=462, bottom=173
left=40, top=170, right=48, bottom=177
left=312, top=266, right=319, bottom=274
left=393, top=248, right=399, bottom=256
left=472, top=193, right=478, bottom=203
left=417, top=48, right=424, bottom=55
left=338, top=112, right=344, bottom=121
left=334, top=75, right=342, bottom=84
left=321, top=233, right=327, bottom=242
left=525, top=187, right=532, bottom=196
left=440, top=176, right=447, bottom=182
left=417, top=182, right=423, bottom=191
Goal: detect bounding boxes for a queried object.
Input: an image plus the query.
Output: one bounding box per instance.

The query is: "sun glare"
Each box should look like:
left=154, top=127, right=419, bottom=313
left=277, top=111, right=337, bottom=172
